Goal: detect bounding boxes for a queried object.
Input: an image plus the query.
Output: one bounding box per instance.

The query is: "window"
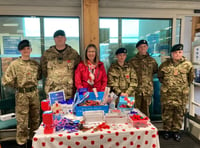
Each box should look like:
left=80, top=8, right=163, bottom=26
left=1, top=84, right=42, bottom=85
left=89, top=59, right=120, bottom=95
left=99, top=18, right=118, bottom=70
left=176, top=19, right=181, bottom=44
left=0, top=16, right=80, bottom=100
left=44, top=18, right=80, bottom=52
left=122, top=19, right=139, bottom=43
left=99, top=18, right=173, bottom=70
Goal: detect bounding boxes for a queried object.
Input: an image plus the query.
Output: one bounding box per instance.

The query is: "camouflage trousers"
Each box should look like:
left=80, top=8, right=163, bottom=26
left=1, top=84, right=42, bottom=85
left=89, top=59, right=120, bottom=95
left=135, top=94, right=152, bottom=117
left=15, top=90, right=40, bottom=145
left=162, top=104, right=185, bottom=132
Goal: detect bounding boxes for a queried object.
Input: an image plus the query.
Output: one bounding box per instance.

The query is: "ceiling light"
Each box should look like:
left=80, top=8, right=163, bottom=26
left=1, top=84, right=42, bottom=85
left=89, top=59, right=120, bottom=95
left=3, top=24, right=19, bottom=27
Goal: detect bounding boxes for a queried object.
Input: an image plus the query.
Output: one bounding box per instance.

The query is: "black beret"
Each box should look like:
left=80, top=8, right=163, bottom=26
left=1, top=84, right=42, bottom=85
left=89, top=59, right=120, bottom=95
left=171, top=44, right=183, bottom=52
left=53, top=30, right=66, bottom=38
left=115, top=47, right=127, bottom=55
left=136, top=40, right=148, bottom=48
left=18, top=40, right=31, bottom=51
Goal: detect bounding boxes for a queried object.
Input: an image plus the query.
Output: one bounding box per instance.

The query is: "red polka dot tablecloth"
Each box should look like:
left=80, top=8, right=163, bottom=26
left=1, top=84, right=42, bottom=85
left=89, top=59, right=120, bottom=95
left=32, top=122, right=160, bottom=148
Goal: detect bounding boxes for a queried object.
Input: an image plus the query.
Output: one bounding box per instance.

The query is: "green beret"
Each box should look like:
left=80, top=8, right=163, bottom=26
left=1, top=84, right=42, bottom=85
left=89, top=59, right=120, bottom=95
left=136, top=40, right=148, bottom=48
left=18, top=40, right=31, bottom=51
left=171, top=44, right=183, bottom=52
left=115, top=48, right=127, bottom=55
left=53, top=30, right=66, bottom=38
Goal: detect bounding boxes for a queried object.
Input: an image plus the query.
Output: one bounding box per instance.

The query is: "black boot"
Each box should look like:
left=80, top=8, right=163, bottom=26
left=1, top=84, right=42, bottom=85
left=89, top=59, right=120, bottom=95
left=173, top=132, right=182, bottom=142
left=163, top=131, right=170, bottom=140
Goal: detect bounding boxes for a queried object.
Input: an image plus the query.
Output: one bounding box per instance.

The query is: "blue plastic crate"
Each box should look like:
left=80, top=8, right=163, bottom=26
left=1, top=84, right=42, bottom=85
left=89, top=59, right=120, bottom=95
left=74, top=92, right=109, bottom=116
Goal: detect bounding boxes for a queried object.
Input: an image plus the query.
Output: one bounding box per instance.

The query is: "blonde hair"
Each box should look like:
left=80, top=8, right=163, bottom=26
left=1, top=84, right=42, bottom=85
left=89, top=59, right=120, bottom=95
left=84, top=44, right=99, bottom=66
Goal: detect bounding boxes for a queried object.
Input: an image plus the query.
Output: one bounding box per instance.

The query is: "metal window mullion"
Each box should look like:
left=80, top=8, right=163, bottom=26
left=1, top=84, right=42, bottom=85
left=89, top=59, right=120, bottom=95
left=189, top=84, right=195, bottom=116
left=40, top=17, right=45, bottom=98
left=118, top=18, right=122, bottom=48
left=40, top=17, right=45, bottom=55
left=192, top=101, right=200, bottom=107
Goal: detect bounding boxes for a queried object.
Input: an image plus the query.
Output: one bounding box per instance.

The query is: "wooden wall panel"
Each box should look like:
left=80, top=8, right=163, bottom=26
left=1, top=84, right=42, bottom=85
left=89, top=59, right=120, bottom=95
left=82, top=0, right=99, bottom=50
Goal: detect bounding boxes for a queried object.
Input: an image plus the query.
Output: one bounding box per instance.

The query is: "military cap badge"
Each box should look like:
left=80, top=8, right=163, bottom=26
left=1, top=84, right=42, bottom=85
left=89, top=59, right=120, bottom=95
left=18, top=40, right=31, bottom=51
left=115, top=47, right=127, bottom=55
left=136, top=40, right=148, bottom=48
left=171, top=44, right=183, bottom=52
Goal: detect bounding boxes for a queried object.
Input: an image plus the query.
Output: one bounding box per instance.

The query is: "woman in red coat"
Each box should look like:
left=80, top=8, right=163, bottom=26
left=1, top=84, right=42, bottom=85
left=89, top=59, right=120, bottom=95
left=75, top=44, right=107, bottom=92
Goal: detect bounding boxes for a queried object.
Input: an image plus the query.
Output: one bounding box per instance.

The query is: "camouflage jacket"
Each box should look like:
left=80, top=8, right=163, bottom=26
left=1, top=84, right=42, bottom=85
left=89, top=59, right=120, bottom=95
left=107, top=62, right=138, bottom=96
left=129, top=53, right=158, bottom=96
left=40, top=44, right=81, bottom=99
left=2, top=57, right=41, bottom=88
left=158, top=57, right=194, bottom=104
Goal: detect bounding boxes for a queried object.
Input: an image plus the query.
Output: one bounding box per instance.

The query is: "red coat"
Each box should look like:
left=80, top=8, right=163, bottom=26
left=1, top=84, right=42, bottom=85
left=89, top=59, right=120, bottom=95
left=75, top=61, right=107, bottom=92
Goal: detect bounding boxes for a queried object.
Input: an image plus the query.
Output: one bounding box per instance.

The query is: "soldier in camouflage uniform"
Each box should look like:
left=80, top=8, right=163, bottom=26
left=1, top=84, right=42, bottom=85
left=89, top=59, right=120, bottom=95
left=40, top=30, right=81, bottom=100
left=129, top=40, right=158, bottom=117
left=2, top=40, right=41, bottom=148
left=108, top=48, right=138, bottom=105
left=158, top=44, right=194, bottom=142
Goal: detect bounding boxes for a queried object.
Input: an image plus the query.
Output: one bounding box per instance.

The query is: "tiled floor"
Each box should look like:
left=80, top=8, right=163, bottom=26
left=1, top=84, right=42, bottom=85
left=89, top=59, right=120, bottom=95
left=1, top=121, right=200, bottom=148
left=1, top=133, right=200, bottom=148
left=156, top=121, right=200, bottom=148
left=159, top=132, right=200, bottom=148
left=1, top=140, right=32, bottom=148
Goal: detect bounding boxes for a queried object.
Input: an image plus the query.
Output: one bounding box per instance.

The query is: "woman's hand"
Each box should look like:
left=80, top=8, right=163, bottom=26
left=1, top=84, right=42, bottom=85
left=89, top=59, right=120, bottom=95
left=120, top=93, right=128, bottom=97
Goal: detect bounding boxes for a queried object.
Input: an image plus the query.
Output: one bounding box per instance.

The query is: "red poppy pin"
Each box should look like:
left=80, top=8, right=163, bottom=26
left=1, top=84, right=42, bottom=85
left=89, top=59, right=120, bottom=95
left=67, top=60, right=71, bottom=63
left=126, top=75, right=129, bottom=79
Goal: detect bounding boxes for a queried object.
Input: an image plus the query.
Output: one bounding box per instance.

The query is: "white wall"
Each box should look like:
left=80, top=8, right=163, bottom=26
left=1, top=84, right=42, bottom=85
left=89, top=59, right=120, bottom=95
left=183, top=17, right=192, bottom=60
left=0, top=0, right=199, bottom=57
left=0, top=0, right=199, bottom=17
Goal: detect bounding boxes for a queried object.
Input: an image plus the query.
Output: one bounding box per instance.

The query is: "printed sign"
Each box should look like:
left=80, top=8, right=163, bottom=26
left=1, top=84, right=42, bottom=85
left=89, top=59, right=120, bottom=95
left=48, top=90, right=65, bottom=105
left=3, top=36, right=21, bottom=54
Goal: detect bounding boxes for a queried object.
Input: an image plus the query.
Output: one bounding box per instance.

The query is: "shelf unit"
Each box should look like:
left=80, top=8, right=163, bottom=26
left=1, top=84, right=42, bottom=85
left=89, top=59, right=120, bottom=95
left=192, top=17, right=200, bottom=116
left=191, top=12, right=200, bottom=115
left=192, top=16, right=200, bottom=42
left=193, top=82, right=200, bottom=87
left=190, top=61, right=200, bottom=116
left=186, top=17, right=200, bottom=141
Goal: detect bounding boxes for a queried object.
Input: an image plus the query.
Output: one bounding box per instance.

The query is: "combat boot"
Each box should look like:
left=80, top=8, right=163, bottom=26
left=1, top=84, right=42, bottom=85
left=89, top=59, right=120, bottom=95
left=173, top=132, right=182, bottom=142
left=163, top=131, right=170, bottom=140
